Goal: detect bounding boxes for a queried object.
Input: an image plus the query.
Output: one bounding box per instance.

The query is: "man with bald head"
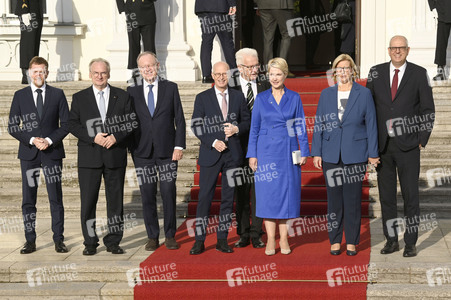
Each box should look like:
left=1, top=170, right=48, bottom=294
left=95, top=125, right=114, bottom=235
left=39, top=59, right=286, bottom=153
left=190, top=61, right=250, bottom=254
left=366, top=35, right=435, bottom=258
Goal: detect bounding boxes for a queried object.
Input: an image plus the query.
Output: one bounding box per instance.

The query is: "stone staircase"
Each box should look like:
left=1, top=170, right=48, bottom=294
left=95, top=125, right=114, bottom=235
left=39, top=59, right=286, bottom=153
left=0, top=80, right=209, bottom=219
left=368, top=84, right=451, bottom=218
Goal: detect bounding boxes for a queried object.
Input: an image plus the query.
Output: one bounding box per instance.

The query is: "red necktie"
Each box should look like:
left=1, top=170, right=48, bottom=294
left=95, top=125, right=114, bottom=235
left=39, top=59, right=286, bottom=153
left=391, top=69, right=399, bottom=101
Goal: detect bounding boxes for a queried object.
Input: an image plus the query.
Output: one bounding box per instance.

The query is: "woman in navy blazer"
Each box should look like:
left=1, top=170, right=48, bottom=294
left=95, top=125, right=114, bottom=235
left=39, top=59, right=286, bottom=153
left=311, top=54, right=379, bottom=256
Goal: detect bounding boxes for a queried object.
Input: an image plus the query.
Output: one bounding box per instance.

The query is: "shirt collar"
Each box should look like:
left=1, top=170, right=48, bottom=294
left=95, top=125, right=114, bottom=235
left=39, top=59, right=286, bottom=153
left=31, top=82, right=46, bottom=93
left=239, top=74, right=256, bottom=86
left=214, top=86, right=228, bottom=96
left=390, top=61, right=407, bottom=73
left=92, top=84, right=109, bottom=95
left=144, top=76, right=159, bottom=89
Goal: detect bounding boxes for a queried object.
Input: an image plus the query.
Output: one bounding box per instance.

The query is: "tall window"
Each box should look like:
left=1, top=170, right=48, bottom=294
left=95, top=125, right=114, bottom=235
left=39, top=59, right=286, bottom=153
left=9, top=0, right=47, bottom=14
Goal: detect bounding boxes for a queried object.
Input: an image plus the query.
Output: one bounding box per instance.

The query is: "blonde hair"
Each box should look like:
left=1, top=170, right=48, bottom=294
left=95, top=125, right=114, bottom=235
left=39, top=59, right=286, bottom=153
left=331, top=54, right=359, bottom=81
left=267, top=57, right=289, bottom=75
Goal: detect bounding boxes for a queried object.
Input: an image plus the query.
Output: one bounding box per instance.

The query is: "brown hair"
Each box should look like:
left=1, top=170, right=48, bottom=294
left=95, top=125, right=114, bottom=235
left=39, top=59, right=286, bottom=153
left=331, top=54, right=359, bottom=81
left=29, top=56, right=49, bottom=70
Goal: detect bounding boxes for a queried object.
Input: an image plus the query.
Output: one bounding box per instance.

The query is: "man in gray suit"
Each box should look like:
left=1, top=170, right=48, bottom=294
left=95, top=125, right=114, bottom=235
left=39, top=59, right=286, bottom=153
left=255, top=0, right=294, bottom=64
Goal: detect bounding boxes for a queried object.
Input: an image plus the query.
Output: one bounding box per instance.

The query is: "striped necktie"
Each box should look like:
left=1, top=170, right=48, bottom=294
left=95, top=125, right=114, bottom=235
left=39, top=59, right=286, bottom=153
left=247, top=82, right=254, bottom=112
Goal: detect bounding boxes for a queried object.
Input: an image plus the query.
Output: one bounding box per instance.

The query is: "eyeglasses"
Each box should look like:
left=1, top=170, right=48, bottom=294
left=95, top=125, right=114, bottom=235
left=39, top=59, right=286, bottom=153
left=213, top=73, right=228, bottom=78
left=139, top=64, right=158, bottom=70
left=240, top=64, right=260, bottom=71
left=389, top=46, right=408, bottom=52
left=91, top=71, right=108, bottom=77
left=335, top=67, right=352, bottom=72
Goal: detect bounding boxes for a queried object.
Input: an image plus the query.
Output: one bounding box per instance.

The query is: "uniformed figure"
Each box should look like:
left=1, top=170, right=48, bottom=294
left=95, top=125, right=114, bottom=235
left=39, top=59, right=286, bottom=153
left=116, top=0, right=157, bottom=70
left=15, top=0, right=44, bottom=84
left=428, top=0, right=451, bottom=81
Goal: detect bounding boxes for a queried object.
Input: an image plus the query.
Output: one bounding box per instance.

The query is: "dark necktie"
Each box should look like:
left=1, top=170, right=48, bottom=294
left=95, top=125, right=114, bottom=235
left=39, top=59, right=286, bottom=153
left=148, top=85, right=155, bottom=116
left=246, top=82, right=254, bottom=112
left=36, top=89, right=43, bottom=118
left=391, top=69, right=400, bottom=101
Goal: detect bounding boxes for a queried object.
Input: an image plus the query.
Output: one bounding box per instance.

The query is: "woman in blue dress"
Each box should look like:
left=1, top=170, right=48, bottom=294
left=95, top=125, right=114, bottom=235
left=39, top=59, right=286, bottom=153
left=247, top=58, right=310, bottom=255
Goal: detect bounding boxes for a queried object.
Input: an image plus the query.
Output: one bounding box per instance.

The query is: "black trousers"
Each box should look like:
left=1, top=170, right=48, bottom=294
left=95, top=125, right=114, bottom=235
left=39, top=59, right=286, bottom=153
left=19, top=18, right=43, bottom=69
left=198, top=13, right=237, bottom=77
left=127, top=23, right=156, bottom=69
left=195, top=150, right=236, bottom=241
left=378, top=137, right=420, bottom=246
left=322, top=159, right=366, bottom=245
left=434, top=21, right=451, bottom=66
left=21, top=153, right=64, bottom=243
left=78, top=166, right=125, bottom=248
left=132, top=155, right=177, bottom=240
left=235, top=163, right=263, bottom=239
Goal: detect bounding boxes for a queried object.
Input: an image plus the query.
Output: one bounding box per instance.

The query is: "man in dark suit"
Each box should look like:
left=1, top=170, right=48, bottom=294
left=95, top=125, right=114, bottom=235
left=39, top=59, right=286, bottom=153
left=127, top=51, right=186, bottom=251
left=428, top=0, right=451, bottom=80
left=116, top=0, right=157, bottom=70
left=229, top=48, right=269, bottom=249
left=15, top=0, right=44, bottom=84
left=190, top=61, right=251, bottom=255
left=366, top=35, right=435, bottom=257
left=8, top=56, right=69, bottom=254
left=195, top=0, right=237, bottom=83
left=69, top=58, right=136, bottom=255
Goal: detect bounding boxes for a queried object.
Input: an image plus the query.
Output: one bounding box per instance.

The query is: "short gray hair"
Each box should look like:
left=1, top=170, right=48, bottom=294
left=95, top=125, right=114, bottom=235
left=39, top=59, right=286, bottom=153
left=137, top=51, right=159, bottom=66
left=235, top=48, right=259, bottom=66
left=89, top=58, right=111, bottom=73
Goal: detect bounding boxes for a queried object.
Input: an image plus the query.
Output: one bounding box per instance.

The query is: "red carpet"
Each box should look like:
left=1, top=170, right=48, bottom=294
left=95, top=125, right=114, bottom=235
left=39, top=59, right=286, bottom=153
left=134, top=218, right=372, bottom=299
left=187, top=77, right=373, bottom=217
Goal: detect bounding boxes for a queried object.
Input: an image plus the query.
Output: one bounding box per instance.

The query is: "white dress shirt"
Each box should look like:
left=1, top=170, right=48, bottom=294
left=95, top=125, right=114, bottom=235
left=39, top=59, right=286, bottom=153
left=92, top=84, right=111, bottom=115
left=389, top=62, right=407, bottom=88
left=143, top=76, right=159, bottom=109
left=212, top=86, right=230, bottom=148
left=239, top=75, right=257, bottom=99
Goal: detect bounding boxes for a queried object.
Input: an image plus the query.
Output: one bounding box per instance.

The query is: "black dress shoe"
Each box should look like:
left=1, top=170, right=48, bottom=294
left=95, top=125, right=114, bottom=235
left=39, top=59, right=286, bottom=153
left=82, top=247, right=97, bottom=256
left=380, top=241, right=399, bottom=254
left=330, top=249, right=341, bottom=256
left=234, top=237, right=250, bottom=248
left=251, top=237, right=265, bottom=248
left=202, top=76, right=214, bottom=84
left=216, top=239, right=233, bottom=253
left=190, top=240, right=205, bottom=255
left=403, top=245, right=417, bottom=257
left=107, top=245, right=125, bottom=254
left=346, top=250, right=357, bottom=256
left=55, top=241, right=69, bottom=253
left=20, top=242, right=36, bottom=254
left=145, top=238, right=159, bottom=251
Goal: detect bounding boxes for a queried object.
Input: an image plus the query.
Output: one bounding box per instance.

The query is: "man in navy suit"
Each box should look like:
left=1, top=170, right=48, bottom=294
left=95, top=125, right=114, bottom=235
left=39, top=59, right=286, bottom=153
left=367, top=36, right=435, bottom=257
left=69, top=58, right=136, bottom=255
left=189, top=61, right=251, bottom=255
left=8, top=56, right=70, bottom=254
left=127, top=51, right=186, bottom=251
left=195, top=0, right=237, bottom=83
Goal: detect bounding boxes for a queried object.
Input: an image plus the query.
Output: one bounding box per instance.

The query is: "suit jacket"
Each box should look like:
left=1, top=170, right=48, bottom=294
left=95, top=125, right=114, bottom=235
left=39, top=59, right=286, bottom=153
left=15, top=0, right=44, bottom=19
left=68, top=85, right=136, bottom=169
left=191, top=87, right=250, bottom=167
left=127, top=79, right=186, bottom=158
left=254, top=0, right=294, bottom=10
left=116, top=0, right=156, bottom=26
left=229, top=76, right=271, bottom=153
left=195, top=0, right=237, bottom=15
left=428, top=0, right=451, bottom=23
left=311, top=83, right=378, bottom=164
left=8, top=84, right=69, bottom=161
left=366, top=61, right=435, bottom=152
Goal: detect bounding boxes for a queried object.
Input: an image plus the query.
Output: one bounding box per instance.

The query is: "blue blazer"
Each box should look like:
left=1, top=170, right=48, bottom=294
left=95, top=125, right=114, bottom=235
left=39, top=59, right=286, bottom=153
left=191, top=87, right=250, bottom=167
left=311, top=83, right=378, bottom=164
left=8, top=85, right=69, bottom=161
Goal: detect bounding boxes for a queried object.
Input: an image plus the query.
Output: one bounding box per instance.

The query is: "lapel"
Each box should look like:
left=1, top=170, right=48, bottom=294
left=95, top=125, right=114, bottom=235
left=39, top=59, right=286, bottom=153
left=393, top=61, right=412, bottom=102
left=25, top=86, right=39, bottom=119
left=268, top=87, right=287, bottom=120
left=329, top=84, right=339, bottom=119
left=341, top=83, right=360, bottom=123
left=139, top=79, right=153, bottom=118
left=87, top=86, right=101, bottom=119
left=153, top=79, right=165, bottom=117
left=40, top=84, right=52, bottom=120
left=105, top=85, right=118, bottom=119
left=382, top=63, right=392, bottom=102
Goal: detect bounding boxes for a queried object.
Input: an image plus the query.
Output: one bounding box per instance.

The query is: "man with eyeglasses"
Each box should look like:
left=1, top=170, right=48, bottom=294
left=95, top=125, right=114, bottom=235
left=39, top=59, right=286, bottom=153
left=69, top=58, right=136, bottom=256
left=366, top=35, right=435, bottom=258
left=229, top=48, right=270, bottom=249
left=127, top=51, right=186, bottom=251
left=189, top=61, right=250, bottom=255
left=428, top=0, right=451, bottom=80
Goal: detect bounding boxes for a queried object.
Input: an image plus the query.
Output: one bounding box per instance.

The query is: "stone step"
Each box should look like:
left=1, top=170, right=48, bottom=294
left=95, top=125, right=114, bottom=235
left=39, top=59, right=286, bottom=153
left=367, top=283, right=451, bottom=299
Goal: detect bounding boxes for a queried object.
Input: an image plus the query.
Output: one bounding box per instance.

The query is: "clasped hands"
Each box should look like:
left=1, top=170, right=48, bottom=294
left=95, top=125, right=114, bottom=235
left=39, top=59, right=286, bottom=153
left=32, top=137, right=49, bottom=151
left=214, top=123, right=238, bottom=153
left=94, top=133, right=116, bottom=149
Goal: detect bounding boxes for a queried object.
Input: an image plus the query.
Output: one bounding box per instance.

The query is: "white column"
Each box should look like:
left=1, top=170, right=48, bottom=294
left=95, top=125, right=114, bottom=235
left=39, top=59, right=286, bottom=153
left=157, top=0, right=198, bottom=81
left=106, top=4, right=130, bottom=82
